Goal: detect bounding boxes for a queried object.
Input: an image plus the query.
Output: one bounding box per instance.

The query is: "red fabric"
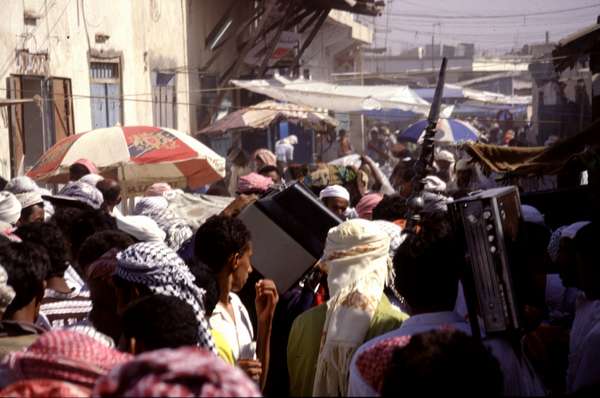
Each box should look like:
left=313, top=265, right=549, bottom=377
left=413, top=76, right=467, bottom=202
left=237, top=173, right=273, bottom=194
left=0, top=379, right=91, bottom=397
left=27, top=134, right=83, bottom=179
left=124, top=126, right=196, bottom=164
left=92, top=347, right=261, bottom=397
left=356, top=193, right=383, bottom=219
left=6, top=330, right=131, bottom=389
left=355, top=335, right=412, bottom=393
left=73, top=159, right=98, bottom=174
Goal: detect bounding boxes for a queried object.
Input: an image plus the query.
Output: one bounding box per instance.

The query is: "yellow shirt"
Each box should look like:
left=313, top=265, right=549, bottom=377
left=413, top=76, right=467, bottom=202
left=211, top=329, right=235, bottom=366
left=287, top=295, right=407, bottom=397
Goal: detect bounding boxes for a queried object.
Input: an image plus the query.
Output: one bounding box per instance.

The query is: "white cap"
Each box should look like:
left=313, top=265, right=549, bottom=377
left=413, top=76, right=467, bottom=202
left=319, top=185, right=350, bottom=202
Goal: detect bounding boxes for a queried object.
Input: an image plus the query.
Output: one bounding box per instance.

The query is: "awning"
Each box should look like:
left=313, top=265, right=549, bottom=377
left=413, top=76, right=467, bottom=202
left=415, top=84, right=531, bottom=106
left=231, top=75, right=431, bottom=114
left=464, top=118, right=600, bottom=176
left=553, top=22, right=600, bottom=72
left=197, top=100, right=338, bottom=135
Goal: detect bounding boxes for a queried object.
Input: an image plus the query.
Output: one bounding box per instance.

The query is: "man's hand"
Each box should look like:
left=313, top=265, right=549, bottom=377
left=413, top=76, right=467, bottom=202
left=221, top=194, right=257, bottom=218
left=238, top=359, right=262, bottom=384
left=255, top=279, right=279, bottom=324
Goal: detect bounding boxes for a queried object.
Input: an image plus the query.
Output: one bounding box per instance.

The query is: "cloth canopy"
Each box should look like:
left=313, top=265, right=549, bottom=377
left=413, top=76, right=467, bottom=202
left=231, top=76, right=430, bottom=114
left=463, top=118, right=600, bottom=175
left=198, top=100, right=338, bottom=135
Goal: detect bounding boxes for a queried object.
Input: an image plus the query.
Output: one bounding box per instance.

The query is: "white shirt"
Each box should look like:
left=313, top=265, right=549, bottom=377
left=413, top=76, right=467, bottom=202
left=567, top=294, right=600, bottom=393
left=348, top=311, right=471, bottom=397
left=209, top=292, right=255, bottom=361
left=275, top=142, right=294, bottom=163
left=348, top=311, right=545, bottom=397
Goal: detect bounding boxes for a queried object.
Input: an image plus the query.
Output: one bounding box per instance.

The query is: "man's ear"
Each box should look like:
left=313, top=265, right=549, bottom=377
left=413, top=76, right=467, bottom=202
left=228, top=253, right=241, bottom=271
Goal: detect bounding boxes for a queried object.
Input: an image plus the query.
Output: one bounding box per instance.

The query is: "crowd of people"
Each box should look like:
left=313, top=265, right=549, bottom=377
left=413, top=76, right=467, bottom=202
left=0, top=129, right=597, bottom=397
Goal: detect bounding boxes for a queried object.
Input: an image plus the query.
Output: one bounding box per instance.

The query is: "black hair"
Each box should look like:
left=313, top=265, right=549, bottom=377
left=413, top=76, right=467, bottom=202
left=574, top=222, right=597, bottom=260
left=20, top=202, right=44, bottom=222
left=69, top=209, right=117, bottom=259
left=0, top=242, right=50, bottom=317
left=258, top=165, right=281, bottom=177
left=78, top=230, right=135, bottom=273
left=206, top=180, right=229, bottom=197
left=69, top=163, right=91, bottom=181
left=393, top=212, right=461, bottom=312
left=122, top=294, right=199, bottom=352
left=194, top=215, right=251, bottom=274
left=0, top=176, right=7, bottom=191
left=14, top=222, right=69, bottom=279
left=372, top=194, right=408, bottom=222
left=382, top=330, right=503, bottom=396
left=187, top=261, right=220, bottom=317
left=96, top=179, right=121, bottom=204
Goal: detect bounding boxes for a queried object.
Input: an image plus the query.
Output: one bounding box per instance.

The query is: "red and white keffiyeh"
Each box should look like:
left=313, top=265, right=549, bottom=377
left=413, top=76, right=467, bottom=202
left=92, top=347, right=261, bottom=397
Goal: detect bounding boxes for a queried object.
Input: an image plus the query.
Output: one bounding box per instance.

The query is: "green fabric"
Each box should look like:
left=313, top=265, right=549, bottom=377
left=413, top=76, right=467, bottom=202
left=287, top=295, right=407, bottom=397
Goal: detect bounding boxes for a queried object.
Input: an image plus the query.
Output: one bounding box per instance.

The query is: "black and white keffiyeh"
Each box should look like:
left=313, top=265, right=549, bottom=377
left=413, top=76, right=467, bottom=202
left=134, top=198, right=193, bottom=251
left=115, top=242, right=215, bottom=353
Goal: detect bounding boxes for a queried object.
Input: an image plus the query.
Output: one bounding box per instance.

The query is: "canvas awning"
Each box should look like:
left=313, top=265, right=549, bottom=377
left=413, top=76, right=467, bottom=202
left=197, top=100, right=338, bottom=135
left=231, top=75, right=431, bottom=114
left=553, top=22, right=600, bottom=72
left=415, top=84, right=531, bottom=106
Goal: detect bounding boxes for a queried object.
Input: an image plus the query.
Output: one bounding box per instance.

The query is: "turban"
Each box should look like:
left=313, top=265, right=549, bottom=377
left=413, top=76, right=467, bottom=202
left=0, top=191, right=22, bottom=225
left=0, top=264, right=16, bottom=314
left=547, top=226, right=568, bottom=263
left=116, top=215, right=166, bottom=243
left=521, top=205, right=545, bottom=226
left=116, top=242, right=215, bottom=353
left=253, top=148, right=277, bottom=167
left=78, top=173, right=104, bottom=187
left=4, top=176, right=40, bottom=194
left=356, top=193, right=383, bottom=220
left=133, top=197, right=193, bottom=251
left=144, top=183, right=172, bottom=197
left=238, top=172, right=273, bottom=194
left=15, top=192, right=44, bottom=210
left=314, top=219, right=392, bottom=396
left=4, top=330, right=131, bottom=389
left=561, top=221, right=591, bottom=240
left=134, top=197, right=169, bottom=216
left=422, top=175, right=447, bottom=193
left=436, top=150, right=455, bottom=163
left=319, top=185, right=350, bottom=202
left=43, top=181, right=104, bottom=210
left=0, top=379, right=91, bottom=398
left=73, top=159, right=98, bottom=174
left=93, top=347, right=260, bottom=397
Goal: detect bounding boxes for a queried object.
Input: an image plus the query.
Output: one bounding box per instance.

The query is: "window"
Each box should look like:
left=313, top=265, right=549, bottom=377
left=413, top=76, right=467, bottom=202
left=90, top=60, right=122, bottom=129
left=7, top=75, right=74, bottom=175
left=152, top=72, right=176, bottom=129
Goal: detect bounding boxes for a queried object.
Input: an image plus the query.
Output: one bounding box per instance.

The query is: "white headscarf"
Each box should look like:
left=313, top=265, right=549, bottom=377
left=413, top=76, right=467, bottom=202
left=4, top=176, right=39, bottom=194
left=313, top=219, right=391, bottom=396
left=0, top=264, right=16, bottom=314
left=521, top=205, right=545, bottom=226
left=78, top=174, right=105, bottom=187
left=15, top=192, right=44, bottom=209
left=319, top=185, right=350, bottom=202
left=116, top=215, right=166, bottom=243
left=561, top=221, right=591, bottom=240
left=0, top=192, right=22, bottom=225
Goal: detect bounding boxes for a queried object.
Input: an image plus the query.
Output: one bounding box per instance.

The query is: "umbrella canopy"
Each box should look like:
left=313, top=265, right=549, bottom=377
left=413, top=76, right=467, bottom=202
left=197, top=100, right=338, bottom=135
left=399, top=118, right=480, bottom=143
left=27, top=126, right=225, bottom=195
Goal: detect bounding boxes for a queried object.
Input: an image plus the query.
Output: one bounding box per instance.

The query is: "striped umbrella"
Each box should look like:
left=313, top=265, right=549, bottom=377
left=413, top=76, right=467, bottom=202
left=399, top=118, right=480, bottom=143
left=27, top=126, right=225, bottom=195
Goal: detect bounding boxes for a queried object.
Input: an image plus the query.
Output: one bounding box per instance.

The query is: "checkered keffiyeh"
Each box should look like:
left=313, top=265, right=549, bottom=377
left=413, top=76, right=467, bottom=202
left=356, top=335, right=412, bottom=394
left=134, top=198, right=193, bottom=251
left=5, top=330, right=132, bottom=389
left=116, top=242, right=215, bottom=353
left=0, top=379, right=91, bottom=398
left=93, top=347, right=261, bottom=397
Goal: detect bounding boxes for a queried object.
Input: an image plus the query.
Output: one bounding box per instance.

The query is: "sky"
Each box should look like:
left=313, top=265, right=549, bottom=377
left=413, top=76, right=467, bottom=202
left=362, top=0, right=600, bottom=55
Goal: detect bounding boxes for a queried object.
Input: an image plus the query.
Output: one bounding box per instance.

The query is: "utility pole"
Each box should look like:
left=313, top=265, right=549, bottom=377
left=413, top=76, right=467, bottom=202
left=431, top=24, right=435, bottom=72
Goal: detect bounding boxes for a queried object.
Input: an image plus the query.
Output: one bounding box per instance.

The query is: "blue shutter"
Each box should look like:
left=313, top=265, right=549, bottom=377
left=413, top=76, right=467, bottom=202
left=107, top=83, right=122, bottom=126
left=91, top=83, right=107, bottom=129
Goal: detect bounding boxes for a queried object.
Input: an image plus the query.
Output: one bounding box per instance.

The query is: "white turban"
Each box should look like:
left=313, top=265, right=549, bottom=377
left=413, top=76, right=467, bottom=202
left=561, top=221, right=591, bottom=240
left=79, top=173, right=105, bottom=187
left=422, top=175, right=447, bottom=193
left=15, top=191, right=44, bottom=209
left=521, top=205, right=545, bottom=226
left=0, top=192, right=22, bottom=225
left=116, top=215, right=166, bottom=243
left=4, top=176, right=39, bottom=194
left=133, top=196, right=169, bottom=216
left=436, top=150, right=455, bottom=163
left=319, top=185, right=350, bottom=202
left=0, top=265, right=15, bottom=314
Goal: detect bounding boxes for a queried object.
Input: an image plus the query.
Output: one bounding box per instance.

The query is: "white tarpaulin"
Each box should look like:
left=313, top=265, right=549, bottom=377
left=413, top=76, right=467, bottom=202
left=415, top=84, right=531, bottom=106
left=231, top=75, right=431, bottom=114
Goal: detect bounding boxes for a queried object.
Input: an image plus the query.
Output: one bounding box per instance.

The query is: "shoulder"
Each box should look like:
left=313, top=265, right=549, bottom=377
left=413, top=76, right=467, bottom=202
left=290, top=304, right=327, bottom=340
